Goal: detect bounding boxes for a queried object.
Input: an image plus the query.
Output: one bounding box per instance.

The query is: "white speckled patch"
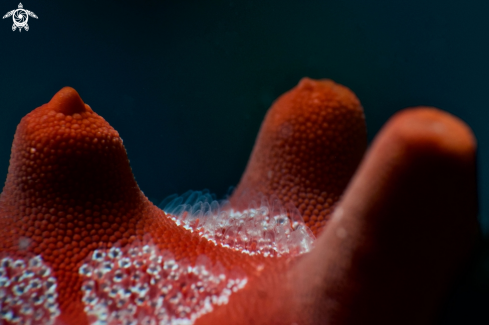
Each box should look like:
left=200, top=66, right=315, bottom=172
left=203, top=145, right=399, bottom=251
left=79, top=239, right=247, bottom=325
left=0, top=255, right=59, bottom=325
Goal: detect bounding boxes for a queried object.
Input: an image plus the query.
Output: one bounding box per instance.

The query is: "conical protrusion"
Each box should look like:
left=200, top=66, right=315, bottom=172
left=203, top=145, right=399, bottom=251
left=290, top=107, right=479, bottom=324
left=231, top=78, right=367, bottom=235
left=46, top=87, right=91, bottom=115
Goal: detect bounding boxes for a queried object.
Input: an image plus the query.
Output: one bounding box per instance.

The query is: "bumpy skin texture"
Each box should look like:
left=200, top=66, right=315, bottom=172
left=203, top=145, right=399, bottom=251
left=0, top=88, right=279, bottom=324
left=231, top=78, right=367, bottom=235
left=0, top=82, right=479, bottom=325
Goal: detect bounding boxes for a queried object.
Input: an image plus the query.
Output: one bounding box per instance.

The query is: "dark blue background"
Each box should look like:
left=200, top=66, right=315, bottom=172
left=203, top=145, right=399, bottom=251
left=1, top=0, right=488, bottom=322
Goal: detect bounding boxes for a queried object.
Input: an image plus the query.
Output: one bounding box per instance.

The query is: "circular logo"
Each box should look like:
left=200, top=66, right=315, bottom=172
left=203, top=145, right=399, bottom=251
left=13, top=9, right=27, bottom=27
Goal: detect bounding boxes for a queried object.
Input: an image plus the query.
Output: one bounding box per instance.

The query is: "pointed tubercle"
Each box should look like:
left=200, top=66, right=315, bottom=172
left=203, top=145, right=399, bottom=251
left=47, top=86, right=92, bottom=115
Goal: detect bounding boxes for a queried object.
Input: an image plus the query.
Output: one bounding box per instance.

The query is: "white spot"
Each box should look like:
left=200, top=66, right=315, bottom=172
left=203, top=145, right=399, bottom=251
left=431, top=121, right=446, bottom=134
left=332, top=207, right=344, bottom=220
left=18, top=237, right=31, bottom=251
left=255, top=264, right=265, bottom=272
left=336, top=227, right=347, bottom=239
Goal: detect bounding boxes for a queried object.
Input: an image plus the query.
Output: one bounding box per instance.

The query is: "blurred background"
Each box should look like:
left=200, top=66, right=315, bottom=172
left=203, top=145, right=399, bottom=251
left=1, top=0, right=488, bottom=323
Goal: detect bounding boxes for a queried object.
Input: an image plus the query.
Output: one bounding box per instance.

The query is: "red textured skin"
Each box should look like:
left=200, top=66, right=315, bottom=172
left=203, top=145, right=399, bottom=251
left=0, top=82, right=363, bottom=324
left=0, top=88, right=275, bottom=324
left=231, top=78, right=367, bottom=235
left=0, top=82, right=478, bottom=325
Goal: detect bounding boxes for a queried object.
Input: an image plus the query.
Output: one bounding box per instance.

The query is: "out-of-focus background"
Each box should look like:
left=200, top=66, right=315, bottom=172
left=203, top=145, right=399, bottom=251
left=1, top=0, right=488, bottom=323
